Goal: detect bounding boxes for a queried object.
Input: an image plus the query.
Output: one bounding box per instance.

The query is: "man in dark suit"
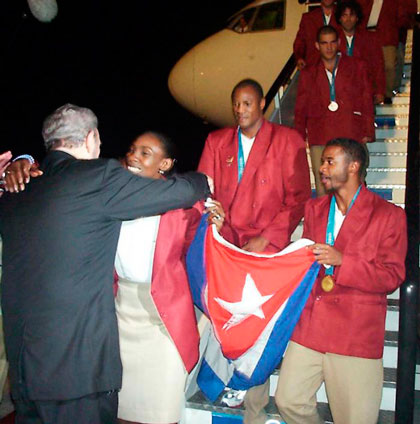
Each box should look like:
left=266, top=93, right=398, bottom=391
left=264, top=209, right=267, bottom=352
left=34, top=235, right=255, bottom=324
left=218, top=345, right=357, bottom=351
left=0, top=104, right=211, bottom=423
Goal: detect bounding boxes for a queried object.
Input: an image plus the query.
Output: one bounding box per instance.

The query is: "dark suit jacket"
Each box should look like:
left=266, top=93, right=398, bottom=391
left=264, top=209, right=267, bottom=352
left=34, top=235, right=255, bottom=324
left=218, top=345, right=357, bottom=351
left=198, top=120, right=311, bottom=252
left=0, top=150, right=209, bottom=401
left=292, top=186, right=407, bottom=358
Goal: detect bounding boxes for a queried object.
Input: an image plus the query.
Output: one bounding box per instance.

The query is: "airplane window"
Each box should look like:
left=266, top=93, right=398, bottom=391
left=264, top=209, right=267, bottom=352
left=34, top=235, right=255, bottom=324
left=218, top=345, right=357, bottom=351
left=228, top=9, right=255, bottom=33
left=252, top=1, right=285, bottom=31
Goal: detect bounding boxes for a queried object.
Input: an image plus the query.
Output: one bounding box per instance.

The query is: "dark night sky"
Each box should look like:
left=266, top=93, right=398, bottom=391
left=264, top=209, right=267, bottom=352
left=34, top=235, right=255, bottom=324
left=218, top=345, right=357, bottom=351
left=0, top=0, right=247, bottom=171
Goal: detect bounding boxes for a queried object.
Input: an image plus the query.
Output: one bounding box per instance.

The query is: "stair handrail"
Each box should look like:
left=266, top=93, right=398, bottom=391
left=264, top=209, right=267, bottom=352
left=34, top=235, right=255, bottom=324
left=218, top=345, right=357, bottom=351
left=263, top=53, right=296, bottom=113
left=395, top=14, right=420, bottom=424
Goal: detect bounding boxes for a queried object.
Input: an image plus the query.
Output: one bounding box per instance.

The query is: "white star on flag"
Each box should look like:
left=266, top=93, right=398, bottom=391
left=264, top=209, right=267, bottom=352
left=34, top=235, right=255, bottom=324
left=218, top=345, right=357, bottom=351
left=214, top=273, right=274, bottom=330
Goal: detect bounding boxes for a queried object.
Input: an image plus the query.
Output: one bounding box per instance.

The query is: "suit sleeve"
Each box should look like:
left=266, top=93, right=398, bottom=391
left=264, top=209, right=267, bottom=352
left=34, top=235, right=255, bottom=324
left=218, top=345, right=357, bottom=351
left=197, top=135, right=215, bottom=178
left=359, top=61, right=375, bottom=139
left=368, top=32, right=386, bottom=96
left=260, top=130, right=311, bottom=248
left=293, top=15, right=308, bottom=61
left=294, top=70, right=309, bottom=140
left=336, top=206, right=407, bottom=293
left=100, top=159, right=210, bottom=220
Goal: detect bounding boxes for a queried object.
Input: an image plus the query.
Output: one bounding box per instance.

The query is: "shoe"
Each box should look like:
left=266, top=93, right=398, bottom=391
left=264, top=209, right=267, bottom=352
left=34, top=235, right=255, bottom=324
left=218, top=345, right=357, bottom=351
left=220, top=388, right=247, bottom=408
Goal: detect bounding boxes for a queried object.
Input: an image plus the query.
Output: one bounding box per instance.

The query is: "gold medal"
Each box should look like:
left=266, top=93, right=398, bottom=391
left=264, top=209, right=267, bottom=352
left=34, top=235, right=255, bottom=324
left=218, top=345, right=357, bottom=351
left=321, top=275, right=335, bottom=292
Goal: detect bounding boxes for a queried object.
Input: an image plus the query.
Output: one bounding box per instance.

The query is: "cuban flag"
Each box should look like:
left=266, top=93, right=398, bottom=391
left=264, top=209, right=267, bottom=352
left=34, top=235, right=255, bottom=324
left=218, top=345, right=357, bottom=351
left=186, top=216, right=319, bottom=402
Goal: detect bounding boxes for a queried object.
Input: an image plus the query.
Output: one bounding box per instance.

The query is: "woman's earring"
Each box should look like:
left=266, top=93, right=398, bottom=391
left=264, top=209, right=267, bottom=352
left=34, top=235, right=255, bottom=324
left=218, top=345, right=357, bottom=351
left=158, top=169, right=165, bottom=175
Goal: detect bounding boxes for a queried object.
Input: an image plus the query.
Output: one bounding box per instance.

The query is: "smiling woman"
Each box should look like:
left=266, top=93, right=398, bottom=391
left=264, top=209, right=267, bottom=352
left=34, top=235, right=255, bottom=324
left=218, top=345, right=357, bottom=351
left=114, top=131, right=202, bottom=424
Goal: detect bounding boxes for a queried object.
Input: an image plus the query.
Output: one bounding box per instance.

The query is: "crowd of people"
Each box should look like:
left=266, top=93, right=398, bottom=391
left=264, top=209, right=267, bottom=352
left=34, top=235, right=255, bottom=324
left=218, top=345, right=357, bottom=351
left=0, top=0, right=415, bottom=423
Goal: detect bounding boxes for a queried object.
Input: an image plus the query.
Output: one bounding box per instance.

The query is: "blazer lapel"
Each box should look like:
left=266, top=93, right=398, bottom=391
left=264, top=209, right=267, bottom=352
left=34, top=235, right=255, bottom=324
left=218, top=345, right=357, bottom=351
left=219, top=130, right=240, bottom=208
left=334, top=186, right=372, bottom=253
left=234, top=120, right=272, bottom=199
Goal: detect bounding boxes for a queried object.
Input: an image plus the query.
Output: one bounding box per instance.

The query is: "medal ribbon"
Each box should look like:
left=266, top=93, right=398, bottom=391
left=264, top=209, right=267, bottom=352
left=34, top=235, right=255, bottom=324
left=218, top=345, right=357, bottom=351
left=237, top=128, right=245, bottom=182
left=324, top=185, right=362, bottom=276
left=328, top=55, right=340, bottom=102
left=346, top=35, right=355, bottom=56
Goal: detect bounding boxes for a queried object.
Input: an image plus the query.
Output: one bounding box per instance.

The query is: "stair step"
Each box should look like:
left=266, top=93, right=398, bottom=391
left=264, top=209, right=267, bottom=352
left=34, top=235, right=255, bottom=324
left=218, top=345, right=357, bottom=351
left=366, top=168, right=406, bottom=185
left=375, top=126, right=408, bottom=138
left=184, top=390, right=396, bottom=423
left=375, top=104, right=409, bottom=115
left=375, top=115, right=409, bottom=127
left=369, top=152, right=407, bottom=167
left=391, top=96, right=410, bottom=105
left=368, top=140, right=407, bottom=153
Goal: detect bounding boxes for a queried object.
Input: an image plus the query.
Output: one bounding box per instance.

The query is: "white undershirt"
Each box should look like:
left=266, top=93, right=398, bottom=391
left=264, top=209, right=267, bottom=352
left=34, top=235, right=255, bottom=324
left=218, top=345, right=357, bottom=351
left=334, top=202, right=346, bottom=239
left=324, top=13, right=331, bottom=25
left=239, top=131, right=256, bottom=164
left=115, top=215, right=161, bottom=283
left=325, top=67, right=338, bottom=84
left=345, top=35, right=354, bottom=48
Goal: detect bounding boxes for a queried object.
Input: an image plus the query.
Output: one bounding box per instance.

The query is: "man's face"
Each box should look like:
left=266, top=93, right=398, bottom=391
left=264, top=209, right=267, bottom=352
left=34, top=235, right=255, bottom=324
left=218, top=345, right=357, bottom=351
left=319, top=146, right=351, bottom=192
left=321, top=0, right=335, bottom=8
left=339, top=8, right=358, bottom=33
left=316, top=32, right=339, bottom=61
left=232, top=85, right=264, bottom=133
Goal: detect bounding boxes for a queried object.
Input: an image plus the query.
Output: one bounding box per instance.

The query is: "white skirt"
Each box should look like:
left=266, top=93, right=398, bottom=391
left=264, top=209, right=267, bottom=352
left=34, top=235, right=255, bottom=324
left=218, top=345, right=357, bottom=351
left=116, top=279, right=187, bottom=423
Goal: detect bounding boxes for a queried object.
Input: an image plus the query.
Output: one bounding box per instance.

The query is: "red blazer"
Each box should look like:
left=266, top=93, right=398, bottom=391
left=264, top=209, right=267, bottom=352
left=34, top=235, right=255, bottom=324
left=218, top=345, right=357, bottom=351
left=294, top=55, right=374, bottom=146
left=358, top=0, right=410, bottom=46
left=292, top=186, right=407, bottom=358
left=338, top=28, right=385, bottom=97
left=293, top=7, right=339, bottom=67
left=114, top=205, right=202, bottom=373
left=198, top=120, right=311, bottom=252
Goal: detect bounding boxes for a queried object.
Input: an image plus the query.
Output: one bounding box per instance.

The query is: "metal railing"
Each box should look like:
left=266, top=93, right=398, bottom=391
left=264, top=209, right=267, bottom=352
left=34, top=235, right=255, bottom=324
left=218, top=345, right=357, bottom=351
left=395, top=15, right=420, bottom=424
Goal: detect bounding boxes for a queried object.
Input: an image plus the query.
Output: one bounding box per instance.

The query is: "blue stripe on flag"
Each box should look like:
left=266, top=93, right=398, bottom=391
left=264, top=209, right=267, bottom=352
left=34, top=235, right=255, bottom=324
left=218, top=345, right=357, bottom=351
left=186, top=215, right=209, bottom=314
left=197, top=358, right=227, bottom=402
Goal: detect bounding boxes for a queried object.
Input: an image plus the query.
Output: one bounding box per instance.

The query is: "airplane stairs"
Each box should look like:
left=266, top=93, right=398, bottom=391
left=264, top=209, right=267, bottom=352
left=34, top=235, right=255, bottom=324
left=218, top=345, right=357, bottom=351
left=180, top=36, right=418, bottom=424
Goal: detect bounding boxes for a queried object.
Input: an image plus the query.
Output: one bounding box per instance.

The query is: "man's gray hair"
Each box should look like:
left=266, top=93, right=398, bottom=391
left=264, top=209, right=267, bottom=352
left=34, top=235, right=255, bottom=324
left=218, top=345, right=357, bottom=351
left=42, top=103, right=98, bottom=151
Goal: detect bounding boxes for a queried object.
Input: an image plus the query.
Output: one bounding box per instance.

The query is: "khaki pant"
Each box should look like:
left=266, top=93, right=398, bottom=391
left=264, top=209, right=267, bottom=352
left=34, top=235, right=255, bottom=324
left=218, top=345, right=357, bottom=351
left=382, top=45, right=397, bottom=98
left=309, top=146, right=326, bottom=197
left=275, top=342, right=383, bottom=424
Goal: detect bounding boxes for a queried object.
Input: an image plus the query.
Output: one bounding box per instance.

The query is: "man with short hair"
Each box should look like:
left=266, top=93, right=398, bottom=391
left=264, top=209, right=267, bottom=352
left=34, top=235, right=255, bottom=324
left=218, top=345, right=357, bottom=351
left=294, top=0, right=339, bottom=70
left=0, top=104, right=211, bottom=424
left=336, top=0, right=385, bottom=104
left=294, top=25, right=374, bottom=196
left=275, top=138, right=407, bottom=424
left=198, top=79, right=311, bottom=424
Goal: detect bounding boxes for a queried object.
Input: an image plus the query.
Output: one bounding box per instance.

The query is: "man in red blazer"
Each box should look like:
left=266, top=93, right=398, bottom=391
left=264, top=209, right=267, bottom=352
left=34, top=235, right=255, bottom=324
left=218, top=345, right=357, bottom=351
left=198, top=79, right=311, bottom=423
left=336, top=0, right=385, bottom=104
left=294, top=25, right=374, bottom=196
left=357, top=0, right=412, bottom=101
left=293, top=0, right=339, bottom=70
left=275, top=138, right=407, bottom=424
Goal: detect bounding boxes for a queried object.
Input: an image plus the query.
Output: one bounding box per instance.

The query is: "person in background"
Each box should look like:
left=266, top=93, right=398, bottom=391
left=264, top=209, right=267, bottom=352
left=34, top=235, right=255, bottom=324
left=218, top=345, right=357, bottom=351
left=114, top=132, right=204, bottom=424
left=357, top=0, right=413, bottom=103
left=294, top=0, right=339, bottom=70
left=336, top=0, right=385, bottom=104
left=198, top=78, right=311, bottom=424
left=294, top=25, right=374, bottom=196
left=276, top=138, right=407, bottom=424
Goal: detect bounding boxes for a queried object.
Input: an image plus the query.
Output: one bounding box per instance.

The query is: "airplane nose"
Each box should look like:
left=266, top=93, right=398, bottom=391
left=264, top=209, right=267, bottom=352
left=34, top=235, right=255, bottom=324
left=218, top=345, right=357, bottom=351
left=168, top=49, right=196, bottom=116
